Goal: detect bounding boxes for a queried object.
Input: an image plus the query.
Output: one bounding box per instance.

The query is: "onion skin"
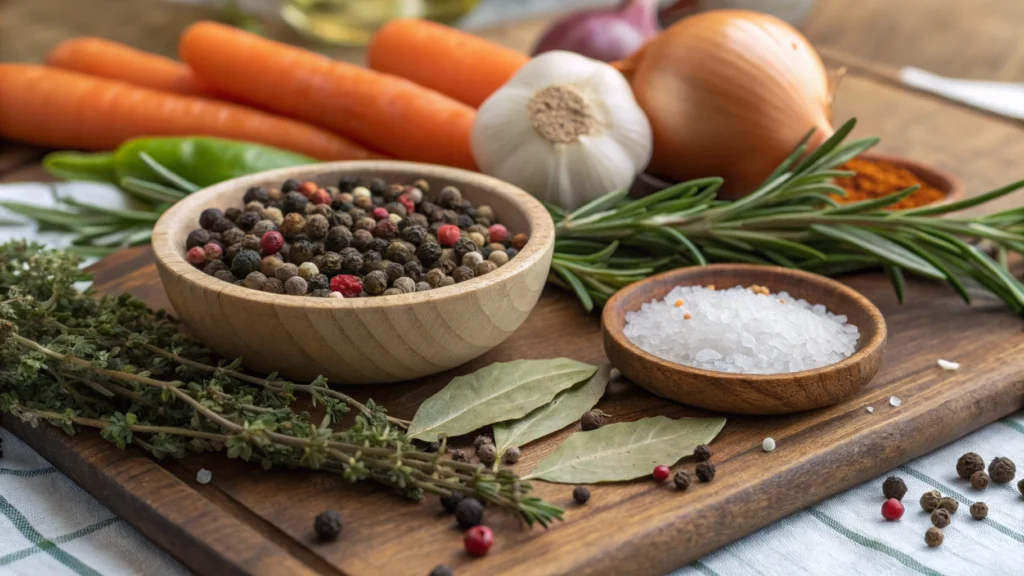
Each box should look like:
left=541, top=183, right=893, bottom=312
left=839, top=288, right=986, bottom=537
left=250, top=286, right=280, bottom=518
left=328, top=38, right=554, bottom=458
left=532, top=0, right=660, bottom=63
left=615, top=10, right=833, bottom=199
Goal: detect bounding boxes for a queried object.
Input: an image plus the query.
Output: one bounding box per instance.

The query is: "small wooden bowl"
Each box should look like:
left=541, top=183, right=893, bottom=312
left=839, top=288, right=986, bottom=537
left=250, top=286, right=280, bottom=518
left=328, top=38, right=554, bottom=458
left=602, top=265, right=887, bottom=415
left=152, top=161, right=554, bottom=385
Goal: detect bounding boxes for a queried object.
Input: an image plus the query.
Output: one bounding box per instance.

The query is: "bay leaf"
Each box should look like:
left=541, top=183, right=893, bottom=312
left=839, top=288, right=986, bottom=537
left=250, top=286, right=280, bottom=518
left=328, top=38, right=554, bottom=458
left=407, top=359, right=598, bottom=442
left=493, top=364, right=611, bottom=455
left=524, top=415, right=726, bottom=484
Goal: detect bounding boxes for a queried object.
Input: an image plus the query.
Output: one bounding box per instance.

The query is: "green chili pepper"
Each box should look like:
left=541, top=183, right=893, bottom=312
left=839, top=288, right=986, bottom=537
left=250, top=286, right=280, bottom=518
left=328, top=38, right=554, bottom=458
left=43, top=137, right=314, bottom=189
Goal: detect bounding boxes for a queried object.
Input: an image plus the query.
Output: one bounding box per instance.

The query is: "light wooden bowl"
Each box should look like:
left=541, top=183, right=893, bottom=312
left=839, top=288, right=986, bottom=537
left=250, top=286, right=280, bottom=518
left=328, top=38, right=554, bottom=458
left=152, top=161, right=555, bottom=385
left=602, top=265, right=887, bottom=415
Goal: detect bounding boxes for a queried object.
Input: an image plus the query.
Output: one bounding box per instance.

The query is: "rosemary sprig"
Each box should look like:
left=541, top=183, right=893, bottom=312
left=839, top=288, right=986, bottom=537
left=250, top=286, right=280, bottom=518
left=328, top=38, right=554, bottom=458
left=0, top=242, right=562, bottom=527
left=552, top=119, right=1024, bottom=313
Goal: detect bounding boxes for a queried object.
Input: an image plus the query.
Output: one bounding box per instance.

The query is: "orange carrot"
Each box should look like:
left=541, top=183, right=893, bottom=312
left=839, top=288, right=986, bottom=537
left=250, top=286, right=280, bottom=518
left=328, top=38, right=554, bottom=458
left=0, top=64, right=383, bottom=161
left=47, top=37, right=220, bottom=98
left=368, top=19, right=528, bottom=108
left=180, top=21, right=478, bottom=170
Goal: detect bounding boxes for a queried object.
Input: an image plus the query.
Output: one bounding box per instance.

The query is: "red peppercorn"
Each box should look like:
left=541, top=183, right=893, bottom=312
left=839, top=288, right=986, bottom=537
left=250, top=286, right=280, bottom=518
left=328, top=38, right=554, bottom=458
left=371, top=207, right=390, bottom=220
left=463, top=525, right=494, bottom=557
left=186, top=246, right=207, bottom=266
left=299, top=181, right=318, bottom=197
left=398, top=193, right=416, bottom=214
left=438, top=224, right=461, bottom=247
left=488, top=224, right=508, bottom=244
left=202, top=242, right=223, bottom=261
left=881, top=498, right=904, bottom=521
left=310, top=189, right=332, bottom=205
left=260, top=231, right=284, bottom=255
left=330, top=274, right=363, bottom=298
left=653, top=465, right=671, bottom=482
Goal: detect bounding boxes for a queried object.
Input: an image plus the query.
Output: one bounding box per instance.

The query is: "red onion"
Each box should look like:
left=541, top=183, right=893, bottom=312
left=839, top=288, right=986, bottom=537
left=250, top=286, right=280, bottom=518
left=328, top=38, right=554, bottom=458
left=531, top=0, right=661, bottom=62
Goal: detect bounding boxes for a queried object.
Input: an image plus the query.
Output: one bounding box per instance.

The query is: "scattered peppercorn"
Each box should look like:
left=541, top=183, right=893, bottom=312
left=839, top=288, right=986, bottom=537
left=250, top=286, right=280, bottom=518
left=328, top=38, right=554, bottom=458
left=920, top=490, right=942, bottom=512
left=580, top=409, right=607, bottom=431
left=477, top=443, right=497, bottom=466
left=1018, top=478, right=1024, bottom=497
left=473, top=435, right=492, bottom=449
left=881, top=498, right=904, bottom=521
left=970, top=470, right=990, bottom=491
left=450, top=448, right=467, bottom=463
left=463, top=525, right=494, bottom=557
left=695, top=462, right=716, bottom=483
left=924, top=527, right=943, bottom=547
left=956, top=452, right=985, bottom=479
left=313, top=510, right=343, bottom=541
left=882, top=476, right=908, bottom=501
left=573, top=486, right=591, bottom=504
left=503, top=446, right=521, bottom=464
left=653, top=465, right=671, bottom=482
left=970, top=501, right=988, bottom=520
left=930, top=508, right=950, bottom=528
left=455, top=498, right=484, bottom=529
left=674, top=470, right=692, bottom=491
left=988, top=456, right=1016, bottom=484
left=440, top=491, right=465, bottom=513
left=937, top=497, right=958, bottom=515
left=429, top=566, right=453, bottom=576
left=693, top=444, right=713, bottom=462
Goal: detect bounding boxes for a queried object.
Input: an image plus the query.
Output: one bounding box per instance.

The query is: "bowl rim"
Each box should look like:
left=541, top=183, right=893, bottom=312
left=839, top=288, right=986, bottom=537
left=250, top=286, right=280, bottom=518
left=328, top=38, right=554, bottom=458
left=151, top=160, right=556, bottom=310
left=602, top=263, right=887, bottom=383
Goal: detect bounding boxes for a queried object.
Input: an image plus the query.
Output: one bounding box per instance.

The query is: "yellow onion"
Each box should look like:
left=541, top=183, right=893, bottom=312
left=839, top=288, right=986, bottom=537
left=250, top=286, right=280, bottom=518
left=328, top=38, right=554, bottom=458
left=614, top=10, right=833, bottom=199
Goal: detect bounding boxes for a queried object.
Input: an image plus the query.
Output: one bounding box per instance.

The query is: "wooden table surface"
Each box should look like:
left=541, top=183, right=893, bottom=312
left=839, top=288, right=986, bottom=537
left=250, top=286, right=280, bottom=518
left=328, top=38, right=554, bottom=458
left=2, top=2, right=1024, bottom=576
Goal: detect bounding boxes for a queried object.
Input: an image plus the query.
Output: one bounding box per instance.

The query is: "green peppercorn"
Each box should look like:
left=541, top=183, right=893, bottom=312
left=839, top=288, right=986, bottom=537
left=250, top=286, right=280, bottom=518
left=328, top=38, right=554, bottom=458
left=296, top=262, right=318, bottom=280
left=262, top=277, right=285, bottom=294
left=363, top=270, right=389, bottom=295
left=474, top=261, right=497, bottom=276
left=385, top=241, right=413, bottom=264
left=317, top=253, right=342, bottom=277
left=462, top=251, right=484, bottom=268
left=452, top=266, right=475, bottom=283
left=244, top=271, right=267, bottom=290
left=275, top=263, right=299, bottom=281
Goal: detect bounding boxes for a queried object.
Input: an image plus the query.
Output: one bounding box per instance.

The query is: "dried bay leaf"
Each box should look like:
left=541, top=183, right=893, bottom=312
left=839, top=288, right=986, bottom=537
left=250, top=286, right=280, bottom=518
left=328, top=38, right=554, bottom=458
left=493, top=364, right=611, bottom=455
left=407, top=359, right=598, bottom=442
left=524, top=415, right=726, bottom=483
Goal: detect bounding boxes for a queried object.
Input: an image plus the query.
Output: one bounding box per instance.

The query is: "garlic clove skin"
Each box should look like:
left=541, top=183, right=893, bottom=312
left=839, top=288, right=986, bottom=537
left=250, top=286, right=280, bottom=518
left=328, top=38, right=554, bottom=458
left=472, top=51, right=653, bottom=210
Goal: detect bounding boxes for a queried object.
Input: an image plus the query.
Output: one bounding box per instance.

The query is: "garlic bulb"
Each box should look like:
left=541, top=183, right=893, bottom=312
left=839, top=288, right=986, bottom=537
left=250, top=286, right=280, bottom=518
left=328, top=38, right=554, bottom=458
left=471, top=51, right=653, bottom=210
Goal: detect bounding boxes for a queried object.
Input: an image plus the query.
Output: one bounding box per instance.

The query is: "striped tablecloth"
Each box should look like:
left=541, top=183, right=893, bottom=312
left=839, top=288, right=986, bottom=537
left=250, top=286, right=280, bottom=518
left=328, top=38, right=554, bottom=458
left=2, top=180, right=1023, bottom=575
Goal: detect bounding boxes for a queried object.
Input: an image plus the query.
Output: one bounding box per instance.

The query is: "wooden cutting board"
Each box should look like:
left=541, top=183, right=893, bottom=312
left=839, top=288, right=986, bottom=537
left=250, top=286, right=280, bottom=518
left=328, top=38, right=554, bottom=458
left=4, top=244, right=1024, bottom=576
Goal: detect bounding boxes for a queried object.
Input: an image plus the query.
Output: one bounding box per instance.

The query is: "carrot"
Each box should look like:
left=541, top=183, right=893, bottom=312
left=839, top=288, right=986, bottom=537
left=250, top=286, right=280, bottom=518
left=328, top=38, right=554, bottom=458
left=368, top=19, right=528, bottom=108
left=47, top=37, right=219, bottom=98
left=0, top=64, right=383, bottom=161
left=180, top=21, right=478, bottom=170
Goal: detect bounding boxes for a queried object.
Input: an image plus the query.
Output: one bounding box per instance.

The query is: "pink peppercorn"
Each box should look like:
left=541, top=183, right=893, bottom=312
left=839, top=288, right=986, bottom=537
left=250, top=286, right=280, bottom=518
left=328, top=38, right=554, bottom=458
left=398, top=193, right=416, bottom=214
left=488, top=224, right=508, bottom=244
left=371, top=207, right=389, bottom=220
left=310, top=189, right=332, bottom=205
left=186, top=246, right=206, bottom=266
left=463, top=525, right=494, bottom=557
left=330, top=274, right=363, bottom=298
left=373, top=219, right=398, bottom=239
left=881, top=498, right=904, bottom=521
left=203, top=242, right=223, bottom=261
left=438, top=224, right=461, bottom=247
left=653, top=465, right=671, bottom=482
left=260, top=231, right=284, bottom=255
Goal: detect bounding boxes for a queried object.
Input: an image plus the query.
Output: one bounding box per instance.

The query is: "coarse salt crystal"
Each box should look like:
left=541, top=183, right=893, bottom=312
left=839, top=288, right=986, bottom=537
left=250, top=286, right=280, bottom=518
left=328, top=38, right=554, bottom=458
left=196, top=469, right=212, bottom=484
left=889, top=396, right=902, bottom=407
left=866, top=406, right=874, bottom=413
left=937, top=359, right=960, bottom=371
left=762, top=437, right=776, bottom=452
left=622, top=285, right=859, bottom=374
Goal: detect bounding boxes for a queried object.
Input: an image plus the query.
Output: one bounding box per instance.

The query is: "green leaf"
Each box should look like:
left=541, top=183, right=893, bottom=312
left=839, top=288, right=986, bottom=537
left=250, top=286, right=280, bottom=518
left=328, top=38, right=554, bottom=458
left=524, top=416, right=726, bottom=483
left=810, top=224, right=946, bottom=280
left=551, top=263, right=594, bottom=313
left=407, top=359, right=598, bottom=442
left=137, top=152, right=200, bottom=193
left=883, top=265, right=906, bottom=303
left=493, top=364, right=610, bottom=455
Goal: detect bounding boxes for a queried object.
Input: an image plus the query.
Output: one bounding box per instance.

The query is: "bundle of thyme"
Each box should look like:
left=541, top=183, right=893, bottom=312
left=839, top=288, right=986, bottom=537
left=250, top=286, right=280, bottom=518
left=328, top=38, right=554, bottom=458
left=0, top=241, right=562, bottom=527
left=549, top=119, right=1024, bottom=313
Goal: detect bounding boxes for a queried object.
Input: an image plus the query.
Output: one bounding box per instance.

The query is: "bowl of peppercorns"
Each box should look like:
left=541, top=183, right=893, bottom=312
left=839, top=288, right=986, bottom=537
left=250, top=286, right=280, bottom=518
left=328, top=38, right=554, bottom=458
left=151, top=161, right=554, bottom=384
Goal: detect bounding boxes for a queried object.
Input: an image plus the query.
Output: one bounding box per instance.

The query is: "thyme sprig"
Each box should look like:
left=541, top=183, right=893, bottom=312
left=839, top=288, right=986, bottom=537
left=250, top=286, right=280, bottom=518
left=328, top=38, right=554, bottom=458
left=0, top=242, right=562, bottom=527
left=550, top=119, right=1024, bottom=313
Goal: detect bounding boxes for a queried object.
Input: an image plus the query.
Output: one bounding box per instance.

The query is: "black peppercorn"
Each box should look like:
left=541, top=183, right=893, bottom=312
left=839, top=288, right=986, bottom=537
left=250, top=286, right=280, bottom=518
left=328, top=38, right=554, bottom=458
left=453, top=237, right=477, bottom=259
left=695, top=461, right=716, bottom=483
left=337, top=175, right=358, bottom=192
left=308, top=274, right=330, bottom=292
left=354, top=216, right=376, bottom=232
left=186, top=229, right=210, bottom=249
left=199, top=208, right=223, bottom=230
left=222, top=244, right=241, bottom=265
left=368, top=177, right=387, bottom=196
left=580, top=409, right=607, bottom=431
left=341, top=252, right=363, bottom=275
left=334, top=211, right=353, bottom=229
left=363, top=270, right=389, bottom=295
left=325, top=226, right=352, bottom=252
left=429, top=566, right=453, bottom=576
left=425, top=441, right=441, bottom=453
left=969, top=501, right=987, bottom=520
left=351, top=229, right=373, bottom=251
left=281, top=178, right=301, bottom=193
left=224, top=207, right=242, bottom=222
left=920, top=490, right=942, bottom=512
left=319, top=253, right=344, bottom=277
left=310, top=288, right=330, bottom=298
left=401, top=225, right=428, bottom=245
left=970, top=470, right=990, bottom=490
left=419, top=201, right=438, bottom=218
left=282, top=191, right=309, bottom=215
left=573, top=486, right=591, bottom=504
left=213, top=270, right=236, bottom=283
left=385, top=201, right=407, bottom=218
left=438, top=185, right=463, bottom=208
left=674, top=470, right=692, bottom=490
left=930, top=508, right=951, bottom=528
left=504, top=446, right=521, bottom=464
left=204, top=260, right=229, bottom=276
left=231, top=250, right=261, bottom=278
left=383, top=262, right=404, bottom=284
left=403, top=260, right=424, bottom=281
left=989, top=456, right=1016, bottom=484
left=243, top=186, right=270, bottom=205
left=236, top=211, right=259, bottom=231
left=452, top=266, right=475, bottom=283
left=417, top=242, right=442, bottom=265
left=385, top=241, right=413, bottom=264
left=956, top=452, right=985, bottom=479
left=416, top=281, right=432, bottom=292
left=882, top=476, right=908, bottom=501
left=455, top=498, right=484, bottom=529
left=505, top=247, right=519, bottom=259
left=360, top=251, right=384, bottom=275
left=693, top=444, right=713, bottom=462
left=222, top=227, right=245, bottom=246
left=289, top=239, right=315, bottom=265
left=440, top=491, right=464, bottom=513
left=456, top=214, right=474, bottom=229
left=313, top=510, right=343, bottom=541
left=368, top=237, right=390, bottom=254
left=1018, top=478, right=1024, bottom=496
